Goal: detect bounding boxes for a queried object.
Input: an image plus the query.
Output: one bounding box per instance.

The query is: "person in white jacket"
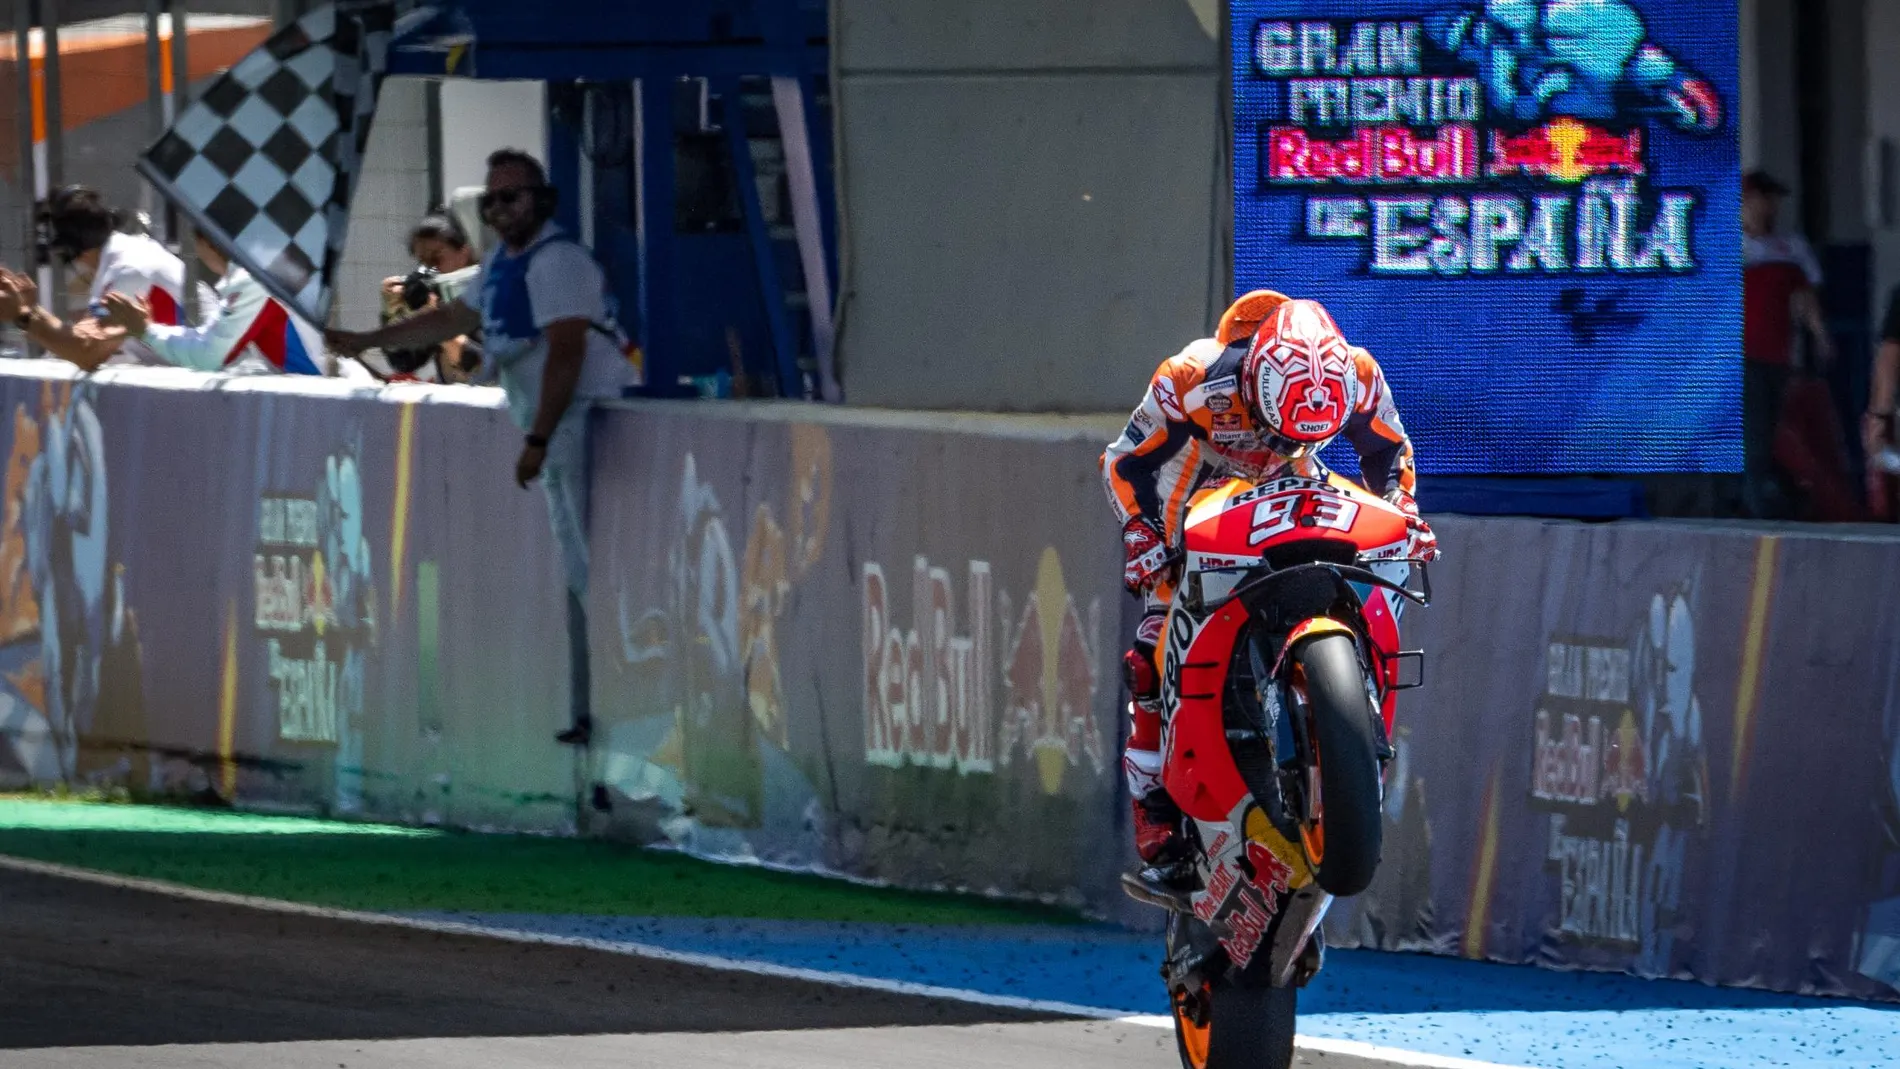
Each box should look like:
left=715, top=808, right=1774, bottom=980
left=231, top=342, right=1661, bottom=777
left=0, top=185, right=190, bottom=369
left=96, top=234, right=349, bottom=378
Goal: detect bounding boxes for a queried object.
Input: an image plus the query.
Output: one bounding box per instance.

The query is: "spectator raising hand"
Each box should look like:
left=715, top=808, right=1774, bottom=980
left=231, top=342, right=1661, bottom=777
left=98, top=292, right=152, bottom=336
left=0, top=266, right=35, bottom=315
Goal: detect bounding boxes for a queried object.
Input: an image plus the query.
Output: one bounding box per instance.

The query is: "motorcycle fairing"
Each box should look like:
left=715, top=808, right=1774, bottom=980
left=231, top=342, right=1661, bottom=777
left=1160, top=601, right=1250, bottom=822
left=1183, top=475, right=1411, bottom=561
left=1186, top=799, right=1326, bottom=976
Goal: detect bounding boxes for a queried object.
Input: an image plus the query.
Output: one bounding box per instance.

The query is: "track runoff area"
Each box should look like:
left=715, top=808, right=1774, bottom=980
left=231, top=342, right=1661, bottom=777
left=0, top=855, right=1429, bottom=1069
left=2, top=843, right=1896, bottom=1069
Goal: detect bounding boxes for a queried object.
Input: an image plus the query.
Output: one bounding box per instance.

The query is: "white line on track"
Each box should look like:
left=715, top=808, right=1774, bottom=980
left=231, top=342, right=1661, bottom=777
left=0, top=853, right=1537, bottom=1069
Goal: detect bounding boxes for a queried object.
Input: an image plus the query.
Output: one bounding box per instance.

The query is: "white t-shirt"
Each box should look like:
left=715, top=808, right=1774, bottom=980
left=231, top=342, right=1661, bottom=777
left=457, top=225, right=631, bottom=429
left=1744, top=233, right=1823, bottom=286
left=87, top=232, right=188, bottom=366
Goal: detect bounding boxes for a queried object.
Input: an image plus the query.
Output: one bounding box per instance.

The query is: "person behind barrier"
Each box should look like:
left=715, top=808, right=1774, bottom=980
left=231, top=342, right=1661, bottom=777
left=1742, top=169, right=1834, bottom=519
left=1100, top=292, right=1439, bottom=884
left=369, top=213, right=486, bottom=384
left=92, top=232, right=346, bottom=378
left=323, top=147, right=633, bottom=748
left=0, top=184, right=187, bottom=369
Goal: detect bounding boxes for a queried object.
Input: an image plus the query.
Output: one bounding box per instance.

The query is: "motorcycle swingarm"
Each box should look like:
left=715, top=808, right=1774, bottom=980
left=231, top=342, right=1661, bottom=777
left=1163, top=913, right=1226, bottom=995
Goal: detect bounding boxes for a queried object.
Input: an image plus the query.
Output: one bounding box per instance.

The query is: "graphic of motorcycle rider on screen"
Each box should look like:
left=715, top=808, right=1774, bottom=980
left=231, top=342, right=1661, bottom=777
left=1425, top=0, right=1721, bottom=133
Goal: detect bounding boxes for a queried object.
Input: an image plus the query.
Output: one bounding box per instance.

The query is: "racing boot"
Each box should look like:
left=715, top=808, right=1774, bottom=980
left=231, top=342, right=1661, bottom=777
left=1132, top=787, right=1195, bottom=890
left=1125, top=700, right=1194, bottom=891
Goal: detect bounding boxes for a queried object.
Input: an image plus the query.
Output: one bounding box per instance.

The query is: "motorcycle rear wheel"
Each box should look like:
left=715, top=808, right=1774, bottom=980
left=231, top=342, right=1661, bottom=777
left=1172, top=979, right=1296, bottom=1069
left=1295, top=633, right=1384, bottom=897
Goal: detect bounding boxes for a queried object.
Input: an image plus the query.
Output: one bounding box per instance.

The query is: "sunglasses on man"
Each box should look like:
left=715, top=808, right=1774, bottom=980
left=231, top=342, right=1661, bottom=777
left=479, top=187, right=537, bottom=213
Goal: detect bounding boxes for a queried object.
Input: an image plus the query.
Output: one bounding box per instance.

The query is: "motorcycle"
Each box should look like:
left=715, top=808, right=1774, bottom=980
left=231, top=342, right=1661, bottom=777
left=1120, top=472, right=1432, bottom=1069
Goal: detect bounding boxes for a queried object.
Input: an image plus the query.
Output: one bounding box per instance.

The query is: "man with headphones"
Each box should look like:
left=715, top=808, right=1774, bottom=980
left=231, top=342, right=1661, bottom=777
left=328, top=147, right=633, bottom=747
left=0, top=185, right=188, bottom=369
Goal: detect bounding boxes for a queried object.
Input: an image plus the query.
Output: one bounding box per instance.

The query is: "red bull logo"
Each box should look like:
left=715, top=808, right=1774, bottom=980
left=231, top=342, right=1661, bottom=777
left=1267, top=124, right=1477, bottom=183
left=1488, top=117, right=1645, bottom=183
left=1000, top=547, right=1106, bottom=796
left=1245, top=839, right=1295, bottom=895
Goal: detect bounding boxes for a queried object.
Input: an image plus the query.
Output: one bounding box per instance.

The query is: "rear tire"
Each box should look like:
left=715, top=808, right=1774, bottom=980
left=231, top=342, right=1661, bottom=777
left=1295, top=633, right=1384, bottom=897
left=1173, top=979, right=1297, bottom=1069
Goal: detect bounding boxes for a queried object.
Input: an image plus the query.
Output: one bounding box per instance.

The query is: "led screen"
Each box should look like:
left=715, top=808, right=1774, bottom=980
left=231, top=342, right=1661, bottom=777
left=1232, top=0, right=1740, bottom=473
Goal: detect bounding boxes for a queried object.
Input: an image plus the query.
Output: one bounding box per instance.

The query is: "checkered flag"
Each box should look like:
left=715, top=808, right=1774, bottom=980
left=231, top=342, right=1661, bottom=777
left=138, top=2, right=401, bottom=326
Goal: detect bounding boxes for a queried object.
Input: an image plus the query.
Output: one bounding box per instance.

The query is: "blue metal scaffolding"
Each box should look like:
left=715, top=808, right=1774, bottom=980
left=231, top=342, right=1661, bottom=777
left=388, top=0, right=838, bottom=400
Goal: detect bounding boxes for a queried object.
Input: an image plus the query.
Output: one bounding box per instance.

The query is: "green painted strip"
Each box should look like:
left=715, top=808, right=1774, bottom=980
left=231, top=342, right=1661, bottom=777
left=0, top=797, right=1086, bottom=926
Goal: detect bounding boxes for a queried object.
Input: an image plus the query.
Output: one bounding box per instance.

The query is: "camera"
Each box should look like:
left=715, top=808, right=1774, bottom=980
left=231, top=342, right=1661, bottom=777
left=380, top=263, right=446, bottom=375
left=399, top=265, right=441, bottom=311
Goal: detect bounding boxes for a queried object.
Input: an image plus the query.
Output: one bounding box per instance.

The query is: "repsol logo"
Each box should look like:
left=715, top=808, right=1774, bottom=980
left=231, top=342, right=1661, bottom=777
left=1161, top=608, right=1196, bottom=718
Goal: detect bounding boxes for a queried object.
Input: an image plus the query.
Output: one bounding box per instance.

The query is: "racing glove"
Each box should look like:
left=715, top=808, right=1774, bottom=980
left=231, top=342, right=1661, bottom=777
left=1385, top=489, right=1440, bottom=561
left=1122, top=516, right=1175, bottom=596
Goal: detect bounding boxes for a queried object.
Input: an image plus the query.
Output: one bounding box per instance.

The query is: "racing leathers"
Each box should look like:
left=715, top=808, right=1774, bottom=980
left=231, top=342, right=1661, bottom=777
left=1099, top=335, right=1417, bottom=861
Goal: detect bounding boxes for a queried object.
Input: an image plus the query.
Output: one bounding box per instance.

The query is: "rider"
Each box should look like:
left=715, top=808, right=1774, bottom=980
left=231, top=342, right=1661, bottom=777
left=1100, top=291, right=1438, bottom=876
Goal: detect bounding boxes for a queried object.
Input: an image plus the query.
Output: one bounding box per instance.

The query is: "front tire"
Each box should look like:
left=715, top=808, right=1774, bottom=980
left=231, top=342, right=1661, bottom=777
left=1295, top=633, right=1384, bottom=897
left=1173, top=979, right=1297, bottom=1069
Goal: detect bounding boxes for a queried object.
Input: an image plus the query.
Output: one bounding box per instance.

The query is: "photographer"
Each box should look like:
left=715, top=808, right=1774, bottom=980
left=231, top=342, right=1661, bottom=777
left=370, top=214, right=485, bottom=383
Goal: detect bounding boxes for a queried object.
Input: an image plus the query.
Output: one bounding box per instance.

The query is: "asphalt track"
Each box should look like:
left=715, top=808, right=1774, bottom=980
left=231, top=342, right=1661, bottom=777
left=0, top=867, right=1399, bottom=1069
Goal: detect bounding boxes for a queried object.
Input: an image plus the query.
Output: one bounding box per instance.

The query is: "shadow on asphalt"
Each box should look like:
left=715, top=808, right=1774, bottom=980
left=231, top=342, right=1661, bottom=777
left=0, top=869, right=1067, bottom=1050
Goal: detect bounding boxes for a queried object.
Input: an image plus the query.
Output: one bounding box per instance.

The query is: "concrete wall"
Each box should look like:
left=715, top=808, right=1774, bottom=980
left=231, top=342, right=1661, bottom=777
left=1824, top=0, right=1869, bottom=249
left=832, top=0, right=1224, bottom=412
left=1748, top=0, right=1802, bottom=221
left=1865, top=1, right=1900, bottom=323
left=439, top=79, right=547, bottom=207
left=334, top=77, right=433, bottom=331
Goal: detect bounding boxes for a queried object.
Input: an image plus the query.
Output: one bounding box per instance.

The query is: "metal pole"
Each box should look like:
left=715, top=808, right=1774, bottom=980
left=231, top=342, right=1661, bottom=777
left=171, top=0, right=195, bottom=316
left=41, top=0, right=61, bottom=320
left=771, top=75, right=838, bottom=402
left=144, top=0, right=165, bottom=243
left=11, top=0, right=33, bottom=355
left=425, top=78, right=442, bottom=210
left=578, top=86, right=595, bottom=250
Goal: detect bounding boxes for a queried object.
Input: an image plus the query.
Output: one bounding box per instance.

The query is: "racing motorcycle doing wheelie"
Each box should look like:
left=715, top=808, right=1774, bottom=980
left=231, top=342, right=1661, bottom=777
left=1121, top=472, right=1432, bottom=1069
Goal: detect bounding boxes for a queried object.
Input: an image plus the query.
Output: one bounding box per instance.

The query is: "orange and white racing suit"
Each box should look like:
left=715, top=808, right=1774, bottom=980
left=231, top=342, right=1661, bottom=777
left=1099, top=334, right=1415, bottom=801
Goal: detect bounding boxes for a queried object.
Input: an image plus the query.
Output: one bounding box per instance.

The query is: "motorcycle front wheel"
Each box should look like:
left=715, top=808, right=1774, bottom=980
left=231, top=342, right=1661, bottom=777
left=1294, top=632, right=1385, bottom=897
left=1172, top=978, right=1297, bottom=1069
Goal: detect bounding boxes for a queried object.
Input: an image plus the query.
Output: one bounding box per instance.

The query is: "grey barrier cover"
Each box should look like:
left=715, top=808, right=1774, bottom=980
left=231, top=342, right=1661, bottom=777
left=0, top=364, right=577, bottom=831
left=584, top=406, right=1133, bottom=911
left=1329, top=515, right=1900, bottom=1004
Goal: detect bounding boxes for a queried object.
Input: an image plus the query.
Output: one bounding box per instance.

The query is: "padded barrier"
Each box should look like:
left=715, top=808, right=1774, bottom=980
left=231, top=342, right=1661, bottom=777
left=3, top=361, right=1896, bottom=1002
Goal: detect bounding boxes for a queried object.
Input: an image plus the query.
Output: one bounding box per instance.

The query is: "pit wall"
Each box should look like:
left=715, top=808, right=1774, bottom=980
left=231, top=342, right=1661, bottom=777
left=2, top=360, right=1895, bottom=1005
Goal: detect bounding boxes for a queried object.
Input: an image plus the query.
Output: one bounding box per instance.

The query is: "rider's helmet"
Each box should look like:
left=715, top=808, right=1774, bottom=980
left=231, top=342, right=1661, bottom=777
left=1215, top=288, right=1290, bottom=345
left=1238, top=298, right=1359, bottom=459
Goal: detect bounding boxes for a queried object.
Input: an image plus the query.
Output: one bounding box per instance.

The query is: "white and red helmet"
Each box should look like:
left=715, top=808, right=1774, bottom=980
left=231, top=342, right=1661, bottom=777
left=1238, top=298, right=1358, bottom=459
